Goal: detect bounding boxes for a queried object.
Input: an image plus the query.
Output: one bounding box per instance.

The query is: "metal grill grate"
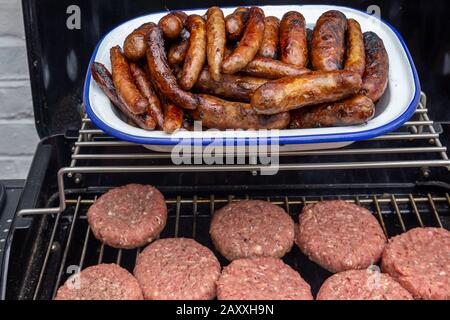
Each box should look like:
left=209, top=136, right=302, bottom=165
left=17, top=191, right=450, bottom=300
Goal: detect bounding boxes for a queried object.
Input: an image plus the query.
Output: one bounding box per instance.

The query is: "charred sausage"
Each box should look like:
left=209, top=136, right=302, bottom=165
left=194, top=68, right=268, bottom=102
left=158, top=12, right=185, bottom=40
left=258, top=16, right=280, bottom=59
left=289, top=94, right=375, bottom=129
left=179, top=15, right=207, bottom=91
left=190, top=94, right=291, bottom=130
left=110, top=46, right=148, bottom=114
left=161, top=99, right=184, bottom=133
left=123, top=22, right=156, bottom=61
left=146, top=25, right=199, bottom=110
left=167, top=29, right=190, bottom=66
left=280, top=11, right=308, bottom=67
left=311, top=10, right=347, bottom=71
left=251, top=70, right=362, bottom=115
left=222, top=7, right=265, bottom=74
left=130, top=63, right=164, bottom=129
left=206, top=7, right=226, bottom=81
left=225, top=7, right=249, bottom=41
left=241, top=57, right=310, bottom=79
left=90, top=62, right=153, bottom=130
left=361, top=32, right=389, bottom=102
left=344, top=19, right=366, bottom=76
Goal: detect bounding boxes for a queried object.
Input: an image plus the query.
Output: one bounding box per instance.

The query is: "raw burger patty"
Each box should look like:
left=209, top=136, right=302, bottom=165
left=217, top=257, right=313, bottom=300
left=133, top=238, right=221, bottom=300
left=382, top=227, right=450, bottom=300
left=317, top=269, right=413, bottom=300
left=297, top=200, right=387, bottom=273
left=55, top=264, right=143, bottom=300
left=210, top=200, right=295, bottom=260
left=87, top=184, right=167, bottom=249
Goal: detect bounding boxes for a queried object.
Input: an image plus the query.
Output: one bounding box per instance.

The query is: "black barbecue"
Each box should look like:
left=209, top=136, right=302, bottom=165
left=1, top=0, right=450, bottom=300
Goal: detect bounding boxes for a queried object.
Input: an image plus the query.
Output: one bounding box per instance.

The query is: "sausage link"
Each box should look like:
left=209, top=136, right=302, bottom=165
left=110, top=46, right=148, bottom=114
left=159, top=13, right=185, bottom=40
left=90, top=62, right=153, bottom=130
left=361, top=32, right=389, bottom=102
left=179, top=15, right=207, bottom=90
left=206, top=7, right=226, bottom=81
left=168, top=29, right=190, bottom=66
left=289, top=94, right=375, bottom=129
left=280, top=11, right=308, bottom=67
left=222, top=7, right=265, bottom=74
left=258, top=16, right=280, bottom=59
left=130, top=63, right=164, bottom=129
left=123, top=22, right=156, bottom=61
left=225, top=7, right=249, bottom=41
left=241, top=57, right=310, bottom=79
left=161, top=99, right=184, bottom=133
left=146, top=25, right=199, bottom=110
left=194, top=68, right=268, bottom=102
left=251, top=70, right=362, bottom=115
left=190, top=94, right=290, bottom=130
left=311, top=10, right=347, bottom=71
left=344, top=19, right=366, bottom=76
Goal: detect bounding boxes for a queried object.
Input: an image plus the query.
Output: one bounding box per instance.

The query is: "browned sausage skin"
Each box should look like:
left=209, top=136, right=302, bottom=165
left=206, top=7, right=226, bottom=81
left=146, top=25, right=199, bottom=110
left=361, top=32, right=389, bottom=102
left=258, top=16, right=280, bottom=59
left=123, top=22, right=156, bottom=61
left=90, top=62, right=154, bottom=130
left=168, top=29, right=190, bottom=66
left=290, top=95, right=375, bottom=129
left=242, top=57, right=310, bottom=79
left=194, top=68, right=268, bottom=102
left=110, top=46, right=148, bottom=115
left=161, top=99, right=184, bottom=133
left=311, top=10, right=347, bottom=71
left=251, top=70, right=362, bottom=115
left=222, top=7, right=265, bottom=74
left=344, top=19, right=366, bottom=76
left=159, top=13, right=185, bottom=40
left=225, top=7, right=249, bottom=41
left=179, top=15, right=207, bottom=90
left=280, top=11, right=308, bottom=67
left=130, top=63, right=164, bottom=129
left=190, top=94, right=290, bottom=130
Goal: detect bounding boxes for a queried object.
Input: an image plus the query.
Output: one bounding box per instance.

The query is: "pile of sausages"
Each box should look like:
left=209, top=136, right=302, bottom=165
left=91, top=7, right=389, bottom=133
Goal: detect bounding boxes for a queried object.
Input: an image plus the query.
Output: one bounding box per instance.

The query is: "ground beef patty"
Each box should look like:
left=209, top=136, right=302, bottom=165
left=210, top=200, right=295, bottom=261
left=217, top=258, right=313, bottom=300
left=55, top=264, right=143, bottom=300
left=382, top=227, right=450, bottom=300
left=87, top=184, right=167, bottom=249
left=134, top=238, right=221, bottom=300
left=317, top=269, right=413, bottom=300
left=297, top=200, right=387, bottom=273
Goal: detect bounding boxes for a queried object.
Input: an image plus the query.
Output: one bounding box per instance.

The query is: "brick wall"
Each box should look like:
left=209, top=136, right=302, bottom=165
left=0, top=0, right=39, bottom=179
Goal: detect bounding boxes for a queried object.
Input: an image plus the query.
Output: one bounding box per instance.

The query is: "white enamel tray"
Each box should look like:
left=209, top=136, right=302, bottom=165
left=84, top=5, right=420, bottom=152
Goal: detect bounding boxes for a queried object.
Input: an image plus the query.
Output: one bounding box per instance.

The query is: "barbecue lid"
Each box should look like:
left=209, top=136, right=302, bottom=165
left=22, top=0, right=450, bottom=138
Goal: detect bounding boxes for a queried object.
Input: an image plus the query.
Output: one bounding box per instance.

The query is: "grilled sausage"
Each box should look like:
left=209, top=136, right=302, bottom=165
left=90, top=62, right=153, bottom=130
left=280, top=11, right=308, bottom=67
left=110, top=46, right=148, bottom=115
left=258, top=16, right=280, bottom=59
left=168, top=29, right=190, bottom=66
left=222, top=7, right=265, bottom=74
left=361, top=32, right=389, bottom=102
left=161, top=99, right=184, bottom=133
left=194, top=68, right=268, bottom=102
left=179, top=15, right=207, bottom=91
left=289, top=95, right=375, bottom=129
left=190, top=94, right=290, bottom=130
left=251, top=70, right=362, bottom=115
left=206, top=7, right=226, bottom=81
left=344, top=19, right=366, bottom=76
left=241, top=57, right=310, bottom=79
left=146, top=25, right=199, bottom=110
left=159, top=13, right=185, bottom=40
left=123, top=22, right=156, bottom=61
left=311, top=10, right=347, bottom=71
left=130, top=63, right=164, bottom=129
left=225, top=7, right=249, bottom=41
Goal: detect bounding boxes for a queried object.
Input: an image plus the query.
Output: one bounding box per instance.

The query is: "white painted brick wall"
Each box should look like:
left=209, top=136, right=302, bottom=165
left=0, top=0, right=39, bottom=179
